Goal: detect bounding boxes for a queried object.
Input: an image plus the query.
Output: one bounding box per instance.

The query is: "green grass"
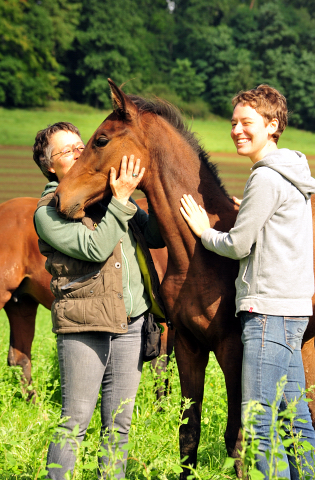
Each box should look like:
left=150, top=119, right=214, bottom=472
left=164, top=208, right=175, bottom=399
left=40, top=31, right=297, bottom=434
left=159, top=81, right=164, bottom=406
left=0, top=104, right=110, bottom=147
left=1, top=102, right=315, bottom=155
left=1, top=101, right=315, bottom=203
left=1, top=149, right=315, bottom=204
left=191, top=118, right=315, bottom=156
left=0, top=306, right=234, bottom=480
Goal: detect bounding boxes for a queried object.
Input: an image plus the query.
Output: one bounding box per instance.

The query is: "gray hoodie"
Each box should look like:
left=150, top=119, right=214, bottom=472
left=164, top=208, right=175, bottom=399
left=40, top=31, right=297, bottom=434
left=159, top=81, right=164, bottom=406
left=201, top=148, right=315, bottom=316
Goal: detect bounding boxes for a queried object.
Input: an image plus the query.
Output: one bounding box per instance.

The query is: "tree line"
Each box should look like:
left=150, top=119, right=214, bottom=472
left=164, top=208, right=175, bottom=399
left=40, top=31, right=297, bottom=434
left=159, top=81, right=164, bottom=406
left=1, top=0, right=315, bottom=129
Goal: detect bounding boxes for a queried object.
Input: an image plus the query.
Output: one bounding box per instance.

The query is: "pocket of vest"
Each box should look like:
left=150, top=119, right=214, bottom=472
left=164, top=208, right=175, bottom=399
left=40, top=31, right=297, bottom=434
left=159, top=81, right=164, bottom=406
left=61, top=270, right=101, bottom=291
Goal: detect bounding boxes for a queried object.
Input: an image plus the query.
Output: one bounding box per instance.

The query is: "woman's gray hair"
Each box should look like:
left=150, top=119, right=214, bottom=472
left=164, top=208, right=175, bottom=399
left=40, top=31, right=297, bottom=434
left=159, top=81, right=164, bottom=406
left=33, top=122, right=81, bottom=182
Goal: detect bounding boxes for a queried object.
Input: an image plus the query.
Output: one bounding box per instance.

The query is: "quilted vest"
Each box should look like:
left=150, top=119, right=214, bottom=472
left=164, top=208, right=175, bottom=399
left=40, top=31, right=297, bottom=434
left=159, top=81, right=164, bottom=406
left=34, top=194, right=166, bottom=334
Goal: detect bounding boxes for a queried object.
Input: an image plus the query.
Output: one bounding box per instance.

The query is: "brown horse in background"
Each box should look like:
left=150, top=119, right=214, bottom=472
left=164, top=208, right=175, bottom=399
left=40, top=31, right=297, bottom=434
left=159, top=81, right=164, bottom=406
left=54, top=79, right=315, bottom=478
left=0, top=197, right=53, bottom=390
left=0, top=196, right=169, bottom=393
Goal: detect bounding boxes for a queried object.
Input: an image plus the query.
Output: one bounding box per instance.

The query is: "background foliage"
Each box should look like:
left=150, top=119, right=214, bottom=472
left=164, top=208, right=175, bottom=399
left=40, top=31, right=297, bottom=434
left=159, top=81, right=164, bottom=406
left=1, top=0, right=315, bottom=129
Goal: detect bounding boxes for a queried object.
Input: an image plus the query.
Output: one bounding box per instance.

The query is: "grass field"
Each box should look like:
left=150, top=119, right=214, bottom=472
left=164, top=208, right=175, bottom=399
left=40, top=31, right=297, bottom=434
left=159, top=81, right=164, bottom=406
left=1, top=103, right=315, bottom=203
left=1, top=102, right=315, bottom=204
left=0, top=306, right=233, bottom=480
left=1, top=103, right=315, bottom=154
left=1, top=147, right=315, bottom=204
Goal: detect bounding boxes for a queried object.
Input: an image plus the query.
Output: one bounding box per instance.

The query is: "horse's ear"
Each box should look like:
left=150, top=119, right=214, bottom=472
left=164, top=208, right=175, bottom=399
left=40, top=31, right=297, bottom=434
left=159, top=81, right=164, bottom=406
left=108, top=78, right=137, bottom=120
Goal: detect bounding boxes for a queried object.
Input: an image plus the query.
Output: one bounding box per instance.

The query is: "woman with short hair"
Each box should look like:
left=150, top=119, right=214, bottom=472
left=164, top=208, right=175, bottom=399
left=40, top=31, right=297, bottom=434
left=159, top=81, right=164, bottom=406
left=33, top=121, right=165, bottom=480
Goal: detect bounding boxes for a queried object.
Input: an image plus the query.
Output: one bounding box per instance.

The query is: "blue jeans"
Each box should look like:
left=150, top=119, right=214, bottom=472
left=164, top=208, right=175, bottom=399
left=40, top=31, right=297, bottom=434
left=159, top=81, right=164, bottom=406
left=46, top=316, right=144, bottom=480
left=240, top=312, right=315, bottom=479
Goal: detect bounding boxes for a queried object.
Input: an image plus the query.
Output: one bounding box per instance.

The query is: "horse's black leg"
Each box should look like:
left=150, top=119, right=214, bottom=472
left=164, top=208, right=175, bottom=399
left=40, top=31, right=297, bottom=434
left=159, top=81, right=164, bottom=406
left=214, top=334, right=243, bottom=478
left=174, top=328, right=209, bottom=480
left=5, top=295, right=38, bottom=400
left=151, top=323, right=175, bottom=399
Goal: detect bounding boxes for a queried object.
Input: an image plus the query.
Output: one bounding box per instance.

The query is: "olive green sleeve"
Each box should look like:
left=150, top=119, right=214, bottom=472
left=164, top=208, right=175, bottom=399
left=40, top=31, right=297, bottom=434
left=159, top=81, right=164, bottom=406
left=34, top=197, right=137, bottom=262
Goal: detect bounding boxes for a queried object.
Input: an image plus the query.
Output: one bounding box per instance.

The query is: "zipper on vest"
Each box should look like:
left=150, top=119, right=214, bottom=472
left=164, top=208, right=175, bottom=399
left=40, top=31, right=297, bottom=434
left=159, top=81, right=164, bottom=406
left=120, top=241, right=133, bottom=316
left=61, top=270, right=101, bottom=290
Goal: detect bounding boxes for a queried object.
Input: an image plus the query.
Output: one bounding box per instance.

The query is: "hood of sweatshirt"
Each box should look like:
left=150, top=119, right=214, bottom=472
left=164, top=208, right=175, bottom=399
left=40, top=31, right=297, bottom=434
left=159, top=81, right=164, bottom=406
left=41, top=181, right=58, bottom=197
left=252, top=148, right=315, bottom=199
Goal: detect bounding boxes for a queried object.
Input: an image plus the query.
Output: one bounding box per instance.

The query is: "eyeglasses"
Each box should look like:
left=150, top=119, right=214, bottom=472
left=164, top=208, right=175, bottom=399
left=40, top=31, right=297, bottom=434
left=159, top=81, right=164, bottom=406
left=51, top=144, right=85, bottom=158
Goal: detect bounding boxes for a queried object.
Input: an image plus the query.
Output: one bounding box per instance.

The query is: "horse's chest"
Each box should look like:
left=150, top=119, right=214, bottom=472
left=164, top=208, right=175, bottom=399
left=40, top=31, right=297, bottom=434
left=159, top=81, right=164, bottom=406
left=161, top=267, right=236, bottom=343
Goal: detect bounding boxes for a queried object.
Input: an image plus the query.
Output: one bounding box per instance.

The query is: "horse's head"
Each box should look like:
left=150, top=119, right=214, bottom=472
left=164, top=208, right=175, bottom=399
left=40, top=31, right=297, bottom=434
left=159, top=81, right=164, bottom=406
left=55, top=79, right=149, bottom=219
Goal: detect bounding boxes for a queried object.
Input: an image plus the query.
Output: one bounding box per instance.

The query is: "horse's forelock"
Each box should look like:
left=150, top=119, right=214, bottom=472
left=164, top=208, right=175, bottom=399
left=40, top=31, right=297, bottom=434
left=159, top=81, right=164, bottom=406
left=127, top=94, right=228, bottom=197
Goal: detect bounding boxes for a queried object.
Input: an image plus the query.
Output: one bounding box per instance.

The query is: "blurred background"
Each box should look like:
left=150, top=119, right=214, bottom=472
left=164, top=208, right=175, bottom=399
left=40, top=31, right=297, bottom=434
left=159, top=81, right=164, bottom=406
left=1, top=0, right=315, bottom=202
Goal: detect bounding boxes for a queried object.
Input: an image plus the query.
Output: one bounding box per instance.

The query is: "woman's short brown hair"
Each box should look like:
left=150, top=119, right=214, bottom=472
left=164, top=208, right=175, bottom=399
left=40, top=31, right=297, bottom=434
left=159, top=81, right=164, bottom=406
left=232, top=85, right=288, bottom=144
left=33, top=122, right=81, bottom=182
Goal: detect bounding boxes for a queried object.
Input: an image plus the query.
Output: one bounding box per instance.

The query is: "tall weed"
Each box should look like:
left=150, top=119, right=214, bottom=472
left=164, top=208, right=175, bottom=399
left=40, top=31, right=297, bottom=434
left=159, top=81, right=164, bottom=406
left=225, top=376, right=315, bottom=480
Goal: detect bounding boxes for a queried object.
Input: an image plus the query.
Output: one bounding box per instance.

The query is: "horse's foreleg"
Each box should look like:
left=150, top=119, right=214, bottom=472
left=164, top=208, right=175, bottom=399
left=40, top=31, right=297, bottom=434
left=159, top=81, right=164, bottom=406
left=151, top=323, right=169, bottom=399
left=175, top=329, right=209, bottom=479
left=5, top=296, right=38, bottom=398
left=151, top=323, right=175, bottom=399
left=214, top=334, right=243, bottom=478
left=302, top=337, right=315, bottom=428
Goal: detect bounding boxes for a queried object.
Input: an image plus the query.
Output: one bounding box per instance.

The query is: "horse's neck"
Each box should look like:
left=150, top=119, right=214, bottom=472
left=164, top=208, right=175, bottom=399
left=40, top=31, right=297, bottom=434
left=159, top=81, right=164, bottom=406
left=142, top=125, right=237, bottom=270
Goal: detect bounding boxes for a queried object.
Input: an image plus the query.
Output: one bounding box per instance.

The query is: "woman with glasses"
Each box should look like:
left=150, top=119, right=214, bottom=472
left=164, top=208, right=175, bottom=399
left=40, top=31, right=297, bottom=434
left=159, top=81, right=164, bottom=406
left=33, top=122, right=165, bottom=479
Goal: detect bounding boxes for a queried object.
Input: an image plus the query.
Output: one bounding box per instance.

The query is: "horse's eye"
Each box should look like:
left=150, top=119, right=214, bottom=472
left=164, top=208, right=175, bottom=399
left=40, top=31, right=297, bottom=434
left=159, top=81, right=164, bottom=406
left=95, top=137, right=109, bottom=147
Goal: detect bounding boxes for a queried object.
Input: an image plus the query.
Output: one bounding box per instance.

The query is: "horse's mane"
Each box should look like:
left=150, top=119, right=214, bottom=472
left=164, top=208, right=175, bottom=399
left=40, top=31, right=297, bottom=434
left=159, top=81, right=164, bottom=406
left=128, top=95, right=229, bottom=197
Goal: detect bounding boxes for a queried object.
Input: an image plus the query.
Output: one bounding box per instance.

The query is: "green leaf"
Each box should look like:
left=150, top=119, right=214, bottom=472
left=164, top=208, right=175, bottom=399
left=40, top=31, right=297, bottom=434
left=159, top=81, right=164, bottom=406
left=300, top=440, right=314, bottom=452
left=122, top=442, right=135, bottom=450
left=222, top=457, right=235, bottom=470
left=80, top=440, right=92, bottom=448
left=37, top=470, right=48, bottom=478
left=64, top=471, right=72, bottom=480
left=277, top=460, right=289, bottom=472
left=171, top=464, right=183, bottom=473
left=60, top=438, right=67, bottom=449
left=47, top=463, right=62, bottom=469
left=283, top=438, right=294, bottom=447
left=274, top=452, right=285, bottom=459
left=249, top=468, right=265, bottom=480
left=87, top=427, right=96, bottom=434
left=72, top=424, right=79, bottom=437
left=6, top=453, right=17, bottom=466
left=213, top=408, right=224, bottom=415
left=98, top=448, right=109, bottom=457
left=82, top=462, right=98, bottom=470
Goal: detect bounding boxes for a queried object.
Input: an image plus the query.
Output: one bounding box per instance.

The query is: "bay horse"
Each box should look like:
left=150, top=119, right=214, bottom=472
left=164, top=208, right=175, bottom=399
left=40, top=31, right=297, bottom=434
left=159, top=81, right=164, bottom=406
left=0, top=196, right=169, bottom=394
left=53, top=79, right=315, bottom=477
left=0, top=197, right=53, bottom=394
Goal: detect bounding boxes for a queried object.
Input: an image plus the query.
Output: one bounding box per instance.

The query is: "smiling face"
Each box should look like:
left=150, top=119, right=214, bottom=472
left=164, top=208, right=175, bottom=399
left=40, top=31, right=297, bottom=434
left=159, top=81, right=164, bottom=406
left=48, top=130, right=84, bottom=181
left=231, top=103, right=279, bottom=164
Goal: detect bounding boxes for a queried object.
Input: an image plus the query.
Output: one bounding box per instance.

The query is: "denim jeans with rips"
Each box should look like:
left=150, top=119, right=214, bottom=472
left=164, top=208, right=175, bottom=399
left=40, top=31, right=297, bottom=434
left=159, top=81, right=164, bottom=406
left=240, top=312, right=315, bottom=479
left=46, top=315, right=144, bottom=480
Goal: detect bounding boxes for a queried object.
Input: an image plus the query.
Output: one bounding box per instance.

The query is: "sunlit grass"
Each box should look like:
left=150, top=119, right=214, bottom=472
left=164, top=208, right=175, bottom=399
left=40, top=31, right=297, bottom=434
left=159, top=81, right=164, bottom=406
left=0, top=306, right=235, bottom=479
left=1, top=102, right=315, bottom=156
